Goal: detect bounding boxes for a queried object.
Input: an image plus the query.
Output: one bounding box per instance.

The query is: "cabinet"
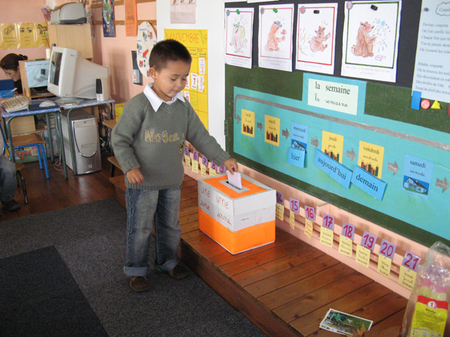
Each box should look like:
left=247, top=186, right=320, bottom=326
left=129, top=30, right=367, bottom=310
left=48, top=24, right=93, bottom=60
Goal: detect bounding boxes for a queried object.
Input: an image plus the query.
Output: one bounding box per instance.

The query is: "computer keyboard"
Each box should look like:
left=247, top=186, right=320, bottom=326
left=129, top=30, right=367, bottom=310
left=0, top=96, right=30, bottom=113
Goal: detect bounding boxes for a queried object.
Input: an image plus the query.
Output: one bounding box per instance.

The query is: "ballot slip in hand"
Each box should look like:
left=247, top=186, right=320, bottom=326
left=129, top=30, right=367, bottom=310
left=227, top=171, right=242, bottom=189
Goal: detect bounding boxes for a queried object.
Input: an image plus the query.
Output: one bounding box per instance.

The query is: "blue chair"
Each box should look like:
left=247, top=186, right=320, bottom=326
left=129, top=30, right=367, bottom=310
left=0, top=126, right=49, bottom=179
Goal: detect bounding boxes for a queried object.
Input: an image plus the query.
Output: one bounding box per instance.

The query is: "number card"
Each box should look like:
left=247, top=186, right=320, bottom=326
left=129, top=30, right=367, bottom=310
left=322, top=214, right=335, bottom=230
left=210, top=162, right=217, bottom=176
left=377, top=239, right=396, bottom=278
left=341, top=223, right=355, bottom=240
left=361, top=231, right=377, bottom=251
left=402, top=250, right=421, bottom=272
left=201, top=156, right=208, bottom=177
left=320, top=213, right=334, bottom=247
left=305, top=205, right=316, bottom=221
left=192, top=150, right=199, bottom=173
left=399, top=251, right=422, bottom=290
left=276, top=192, right=284, bottom=221
left=338, top=223, right=355, bottom=257
left=304, top=218, right=313, bottom=239
left=276, top=191, right=284, bottom=205
left=184, top=146, right=191, bottom=168
left=290, top=198, right=300, bottom=213
left=379, top=239, right=396, bottom=259
left=289, top=198, right=300, bottom=230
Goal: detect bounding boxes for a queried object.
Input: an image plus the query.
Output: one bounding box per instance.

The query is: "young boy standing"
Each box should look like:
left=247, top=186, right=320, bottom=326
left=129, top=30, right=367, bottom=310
left=112, top=39, right=238, bottom=292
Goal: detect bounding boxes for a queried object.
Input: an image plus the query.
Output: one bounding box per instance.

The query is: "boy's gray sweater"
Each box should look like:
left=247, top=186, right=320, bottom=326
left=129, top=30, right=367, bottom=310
left=111, top=93, right=230, bottom=190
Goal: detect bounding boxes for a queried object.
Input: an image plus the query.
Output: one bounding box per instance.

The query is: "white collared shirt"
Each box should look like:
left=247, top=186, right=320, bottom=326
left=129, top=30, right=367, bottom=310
left=143, top=83, right=185, bottom=112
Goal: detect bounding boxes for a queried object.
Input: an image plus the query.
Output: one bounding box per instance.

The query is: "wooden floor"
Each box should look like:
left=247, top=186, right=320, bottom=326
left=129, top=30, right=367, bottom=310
left=1, top=151, right=116, bottom=221
left=3, top=152, right=407, bottom=336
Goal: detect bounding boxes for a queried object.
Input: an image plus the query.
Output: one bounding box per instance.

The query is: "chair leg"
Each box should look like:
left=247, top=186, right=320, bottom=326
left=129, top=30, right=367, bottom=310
left=16, top=171, right=28, bottom=204
left=38, top=146, right=44, bottom=169
left=36, top=144, right=49, bottom=179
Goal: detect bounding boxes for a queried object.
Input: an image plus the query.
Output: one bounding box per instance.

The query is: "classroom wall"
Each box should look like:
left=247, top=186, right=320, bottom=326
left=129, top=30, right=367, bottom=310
left=0, top=0, right=48, bottom=80
left=86, top=0, right=226, bottom=147
left=155, top=0, right=226, bottom=148
left=88, top=2, right=156, bottom=105
left=1, top=0, right=427, bottom=298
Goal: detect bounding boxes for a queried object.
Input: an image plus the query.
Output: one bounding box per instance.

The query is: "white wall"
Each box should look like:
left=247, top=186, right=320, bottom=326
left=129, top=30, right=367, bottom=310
left=156, top=0, right=226, bottom=148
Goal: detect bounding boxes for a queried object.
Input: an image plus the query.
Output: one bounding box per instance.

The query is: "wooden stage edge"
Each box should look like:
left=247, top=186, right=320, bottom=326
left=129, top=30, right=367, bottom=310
left=177, top=175, right=407, bottom=337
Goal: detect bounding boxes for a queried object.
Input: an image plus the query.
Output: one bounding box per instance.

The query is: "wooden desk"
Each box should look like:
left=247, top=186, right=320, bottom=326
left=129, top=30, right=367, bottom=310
left=102, top=119, right=116, bottom=129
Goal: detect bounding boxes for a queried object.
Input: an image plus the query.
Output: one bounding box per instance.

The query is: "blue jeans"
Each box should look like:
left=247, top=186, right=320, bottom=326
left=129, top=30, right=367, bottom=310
left=124, top=187, right=182, bottom=277
left=0, top=155, right=17, bottom=203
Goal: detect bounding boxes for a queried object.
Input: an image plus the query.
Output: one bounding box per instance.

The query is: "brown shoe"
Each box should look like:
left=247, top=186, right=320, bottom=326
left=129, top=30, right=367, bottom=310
left=168, top=264, right=189, bottom=279
left=129, top=276, right=150, bottom=292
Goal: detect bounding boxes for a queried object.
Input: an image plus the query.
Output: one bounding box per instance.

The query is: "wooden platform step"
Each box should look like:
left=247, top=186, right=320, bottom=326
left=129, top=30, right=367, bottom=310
left=109, top=174, right=407, bottom=336
left=177, top=175, right=406, bottom=337
left=110, top=175, right=126, bottom=209
left=107, top=156, right=121, bottom=170
left=107, top=156, right=122, bottom=177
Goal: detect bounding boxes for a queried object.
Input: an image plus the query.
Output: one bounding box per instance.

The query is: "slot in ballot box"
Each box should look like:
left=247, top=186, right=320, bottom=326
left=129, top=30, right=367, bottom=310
left=198, top=173, right=276, bottom=255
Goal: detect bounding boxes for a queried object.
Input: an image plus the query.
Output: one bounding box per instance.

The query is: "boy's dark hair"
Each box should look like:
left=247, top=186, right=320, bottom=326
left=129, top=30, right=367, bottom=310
left=149, top=39, right=192, bottom=71
left=0, top=53, right=28, bottom=71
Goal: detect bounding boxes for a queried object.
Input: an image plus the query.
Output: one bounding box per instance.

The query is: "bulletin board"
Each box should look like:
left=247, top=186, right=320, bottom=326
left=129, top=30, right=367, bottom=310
left=224, top=0, right=450, bottom=247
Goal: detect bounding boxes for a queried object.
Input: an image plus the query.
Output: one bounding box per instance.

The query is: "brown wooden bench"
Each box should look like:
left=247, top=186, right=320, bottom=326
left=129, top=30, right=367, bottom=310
left=107, top=156, right=122, bottom=177
left=109, top=175, right=126, bottom=209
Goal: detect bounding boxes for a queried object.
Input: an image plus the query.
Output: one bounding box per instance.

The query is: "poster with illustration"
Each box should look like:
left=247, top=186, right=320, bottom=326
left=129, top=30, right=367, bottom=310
left=18, top=23, right=37, bottom=49
left=296, top=3, right=338, bottom=75
left=103, top=0, right=115, bottom=38
left=403, top=155, right=434, bottom=200
left=225, top=8, right=254, bottom=69
left=170, top=0, right=196, bottom=24
left=341, top=1, right=402, bottom=83
left=136, top=22, right=158, bottom=78
left=1, top=24, right=18, bottom=50
left=258, top=4, right=294, bottom=72
left=322, top=131, right=344, bottom=164
left=358, top=141, right=385, bottom=179
left=35, top=22, right=48, bottom=48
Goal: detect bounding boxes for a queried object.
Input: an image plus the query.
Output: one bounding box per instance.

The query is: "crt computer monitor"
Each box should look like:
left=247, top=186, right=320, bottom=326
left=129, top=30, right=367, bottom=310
left=47, top=46, right=109, bottom=103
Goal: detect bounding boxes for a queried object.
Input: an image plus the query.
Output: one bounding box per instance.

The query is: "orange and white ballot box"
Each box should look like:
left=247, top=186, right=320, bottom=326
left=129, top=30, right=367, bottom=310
left=198, top=173, right=276, bottom=255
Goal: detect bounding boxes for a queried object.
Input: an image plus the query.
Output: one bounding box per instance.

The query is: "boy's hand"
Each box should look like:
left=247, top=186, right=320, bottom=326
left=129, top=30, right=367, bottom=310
left=223, top=158, right=239, bottom=174
left=127, top=167, right=144, bottom=185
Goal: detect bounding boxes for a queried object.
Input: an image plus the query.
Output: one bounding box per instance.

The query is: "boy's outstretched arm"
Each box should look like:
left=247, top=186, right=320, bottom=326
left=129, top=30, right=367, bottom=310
left=223, top=158, right=239, bottom=174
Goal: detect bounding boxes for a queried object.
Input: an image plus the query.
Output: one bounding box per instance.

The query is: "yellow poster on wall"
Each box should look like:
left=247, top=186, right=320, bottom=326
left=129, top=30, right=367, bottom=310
left=358, top=141, right=385, bottom=179
left=1, top=23, right=18, bottom=50
left=35, top=22, right=49, bottom=48
left=1, top=22, right=48, bottom=49
left=264, top=115, right=280, bottom=146
left=165, top=29, right=208, bottom=128
left=322, top=131, right=344, bottom=163
left=18, top=22, right=35, bottom=48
